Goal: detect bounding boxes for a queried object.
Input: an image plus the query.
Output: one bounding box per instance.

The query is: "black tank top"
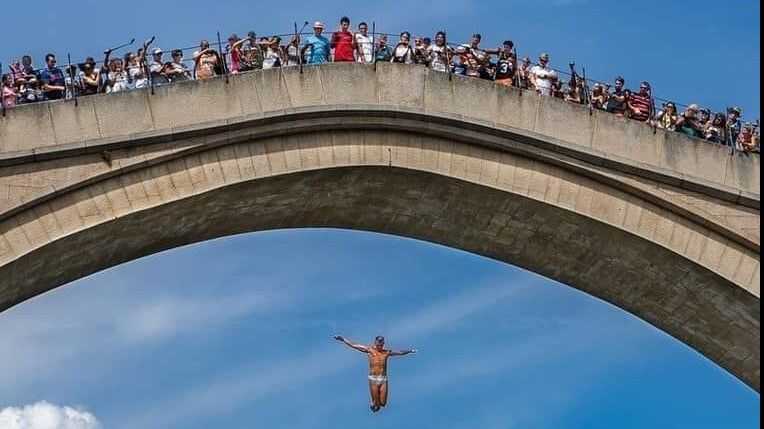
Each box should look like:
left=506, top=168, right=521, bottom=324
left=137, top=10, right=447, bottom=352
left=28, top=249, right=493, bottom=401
left=495, top=58, right=515, bottom=80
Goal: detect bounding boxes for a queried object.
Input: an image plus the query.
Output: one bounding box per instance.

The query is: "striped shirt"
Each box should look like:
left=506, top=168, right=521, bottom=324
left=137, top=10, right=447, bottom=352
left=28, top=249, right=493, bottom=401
left=630, top=92, right=652, bottom=121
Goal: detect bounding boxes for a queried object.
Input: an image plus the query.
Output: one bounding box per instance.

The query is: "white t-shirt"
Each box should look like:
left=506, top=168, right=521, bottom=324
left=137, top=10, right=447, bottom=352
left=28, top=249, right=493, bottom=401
left=354, top=34, right=373, bottom=63
left=428, top=45, right=449, bottom=72
left=530, top=64, right=557, bottom=96
left=107, top=71, right=130, bottom=93
left=262, top=47, right=281, bottom=69
left=127, top=64, right=148, bottom=89
left=392, top=44, right=414, bottom=64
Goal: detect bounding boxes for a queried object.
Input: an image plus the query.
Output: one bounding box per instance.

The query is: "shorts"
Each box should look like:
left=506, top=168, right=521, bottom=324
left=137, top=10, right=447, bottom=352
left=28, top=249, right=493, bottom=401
left=495, top=78, right=514, bottom=87
left=368, top=375, right=388, bottom=385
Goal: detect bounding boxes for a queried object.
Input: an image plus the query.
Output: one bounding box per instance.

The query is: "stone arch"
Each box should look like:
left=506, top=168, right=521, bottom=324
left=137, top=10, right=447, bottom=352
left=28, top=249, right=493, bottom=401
left=0, top=128, right=758, bottom=390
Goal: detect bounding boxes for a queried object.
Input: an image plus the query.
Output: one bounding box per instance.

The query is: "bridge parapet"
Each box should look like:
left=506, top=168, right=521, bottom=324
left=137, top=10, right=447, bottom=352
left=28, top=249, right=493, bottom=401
left=0, top=63, right=759, bottom=200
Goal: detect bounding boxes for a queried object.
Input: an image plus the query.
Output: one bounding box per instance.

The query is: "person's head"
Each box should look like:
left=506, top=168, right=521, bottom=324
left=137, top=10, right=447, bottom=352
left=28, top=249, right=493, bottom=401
left=153, top=48, right=163, bottom=61
left=470, top=33, right=482, bottom=48
left=592, top=83, right=604, bottom=95
left=1, top=74, right=11, bottom=86
left=422, top=37, right=431, bottom=47
left=699, top=108, right=711, bottom=123
left=522, top=56, right=531, bottom=66
left=270, top=36, right=281, bottom=47
left=22, top=55, right=32, bottom=67
left=247, top=31, right=257, bottom=40
left=503, top=40, right=514, bottom=55
left=374, top=336, right=385, bottom=351
left=728, top=106, right=742, bottom=121
left=639, top=81, right=651, bottom=96
left=358, top=22, right=368, bottom=36
left=124, top=52, right=136, bottom=65
left=539, top=52, right=550, bottom=66
left=109, top=58, right=123, bottom=72
left=80, top=62, right=94, bottom=74
left=200, top=40, right=210, bottom=50
left=84, top=57, right=96, bottom=67
left=712, top=112, right=725, bottom=126
left=435, top=31, right=446, bottom=46
left=685, top=104, right=700, bottom=118
left=400, top=31, right=411, bottom=45
left=172, top=49, right=184, bottom=63
left=378, top=35, right=388, bottom=47
left=614, top=76, right=625, bottom=91
left=313, top=22, right=325, bottom=36
left=340, top=16, right=350, bottom=31
left=45, top=54, right=56, bottom=68
left=228, top=34, right=240, bottom=46
left=664, top=101, right=677, bottom=114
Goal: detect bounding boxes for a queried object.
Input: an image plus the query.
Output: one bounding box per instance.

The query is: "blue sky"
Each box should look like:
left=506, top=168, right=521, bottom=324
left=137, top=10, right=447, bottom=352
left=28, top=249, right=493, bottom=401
left=0, top=0, right=760, bottom=117
left=0, top=1, right=760, bottom=428
left=0, top=230, right=760, bottom=428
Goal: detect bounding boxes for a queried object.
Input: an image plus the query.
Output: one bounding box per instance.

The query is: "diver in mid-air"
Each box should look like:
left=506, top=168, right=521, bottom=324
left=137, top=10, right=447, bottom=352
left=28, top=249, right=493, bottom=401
left=334, top=335, right=417, bottom=413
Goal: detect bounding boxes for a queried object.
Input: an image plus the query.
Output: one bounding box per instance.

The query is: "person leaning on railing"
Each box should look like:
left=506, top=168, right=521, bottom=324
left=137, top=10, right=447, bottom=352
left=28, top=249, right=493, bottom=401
left=627, top=81, right=653, bottom=122
left=194, top=40, right=223, bottom=80
left=391, top=32, right=416, bottom=64
left=331, top=16, right=355, bottom=63
left=39, top=54, right=67, bottom=101
left=1, top=73, right=18, bottom=108
left=167, top=49, right=192, bottom=82
left=529, top=53, right=558, bottom=96
left=703, top=112, right=726, bottom=144
left=303, top=22, right=331, bottom=65
left=656, top=101, right=679, bottom=131
left=375, top=35, right=393, bottom=63
left=675, top=104, right=704, bottom=138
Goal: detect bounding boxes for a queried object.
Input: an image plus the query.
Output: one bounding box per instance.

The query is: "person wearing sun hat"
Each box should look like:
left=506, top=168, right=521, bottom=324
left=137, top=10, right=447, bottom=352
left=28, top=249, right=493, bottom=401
left=303, top=21, right=331, bottom=64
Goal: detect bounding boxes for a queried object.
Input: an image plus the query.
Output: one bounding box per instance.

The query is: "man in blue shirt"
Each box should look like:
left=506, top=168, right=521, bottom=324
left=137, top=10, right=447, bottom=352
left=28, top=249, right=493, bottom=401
left=302, top=22, right=331, bottom=64
left=39, top=54, right=66, bottom=101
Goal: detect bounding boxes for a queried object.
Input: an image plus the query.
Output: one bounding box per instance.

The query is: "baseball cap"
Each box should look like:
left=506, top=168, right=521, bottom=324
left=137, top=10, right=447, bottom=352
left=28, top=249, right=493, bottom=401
left=314, top=21, right=325, bottom=29
left=152, top=48, right=163, bottom=55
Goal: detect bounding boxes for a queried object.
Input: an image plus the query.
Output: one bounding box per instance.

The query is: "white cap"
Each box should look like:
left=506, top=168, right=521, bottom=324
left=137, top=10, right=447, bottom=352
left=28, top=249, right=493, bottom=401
left=314, top=21, right=325, bottom=29
left=152, top=48, right=163, bottom=55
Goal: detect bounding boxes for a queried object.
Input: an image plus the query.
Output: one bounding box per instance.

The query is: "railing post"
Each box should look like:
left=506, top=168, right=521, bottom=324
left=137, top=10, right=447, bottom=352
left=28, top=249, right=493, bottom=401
left=0, top=62, right=6, bottom=117
left=295, top=22, right=304, bottom=74
left=217, top=31, right=230, bottom=84
left=67, top=53, right=79, bottom=107
left=372, top=22, right=377, bottom=72
left=583, top=66, right=592, bottom=116
left=444, top=31, right=452, bottom=81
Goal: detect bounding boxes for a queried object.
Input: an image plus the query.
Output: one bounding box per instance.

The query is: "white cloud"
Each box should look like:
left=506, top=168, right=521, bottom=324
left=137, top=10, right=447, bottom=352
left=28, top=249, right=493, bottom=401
left=0, top=402, right=99, bottom=429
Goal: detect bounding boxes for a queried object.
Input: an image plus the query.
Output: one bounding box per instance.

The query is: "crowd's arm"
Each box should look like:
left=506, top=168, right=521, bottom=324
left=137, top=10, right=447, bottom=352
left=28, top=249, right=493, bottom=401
left=1, top=17, right=759, bottom=153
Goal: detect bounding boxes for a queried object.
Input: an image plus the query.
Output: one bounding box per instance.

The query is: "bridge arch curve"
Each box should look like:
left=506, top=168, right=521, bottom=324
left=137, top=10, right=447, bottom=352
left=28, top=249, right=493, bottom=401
left=0, top=64, right=759, bottom=391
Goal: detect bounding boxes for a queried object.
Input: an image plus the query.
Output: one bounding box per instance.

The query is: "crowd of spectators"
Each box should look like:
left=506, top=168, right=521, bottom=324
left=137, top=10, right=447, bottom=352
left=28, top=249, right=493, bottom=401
left=1, top=17, right=759, bottom=153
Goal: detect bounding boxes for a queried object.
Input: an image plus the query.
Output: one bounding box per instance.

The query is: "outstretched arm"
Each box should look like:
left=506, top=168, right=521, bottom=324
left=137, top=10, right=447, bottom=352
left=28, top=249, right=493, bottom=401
left=334, top=336, right=369, bottom=353
left=390, top=349, right=417, bottom=357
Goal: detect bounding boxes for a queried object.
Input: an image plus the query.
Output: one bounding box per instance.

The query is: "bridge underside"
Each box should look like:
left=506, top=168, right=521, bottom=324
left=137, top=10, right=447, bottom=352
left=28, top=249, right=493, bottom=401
left=0, top=166, right=759, bottom=390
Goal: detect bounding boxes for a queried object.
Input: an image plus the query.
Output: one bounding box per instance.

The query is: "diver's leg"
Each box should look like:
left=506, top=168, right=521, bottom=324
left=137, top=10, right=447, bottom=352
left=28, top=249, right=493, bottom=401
left=379, top=382, right=389, bottom=408
left=369, top=380, right=381, bottom=412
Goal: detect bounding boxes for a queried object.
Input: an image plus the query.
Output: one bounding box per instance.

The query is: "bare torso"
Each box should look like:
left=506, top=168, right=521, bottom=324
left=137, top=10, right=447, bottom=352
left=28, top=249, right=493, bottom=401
left=368, top=347, right=391, bottom=376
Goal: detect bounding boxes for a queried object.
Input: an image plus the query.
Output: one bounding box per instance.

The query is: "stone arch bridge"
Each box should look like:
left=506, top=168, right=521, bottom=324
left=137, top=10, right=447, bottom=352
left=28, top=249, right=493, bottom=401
left=0, top=64, right=759, bottom=391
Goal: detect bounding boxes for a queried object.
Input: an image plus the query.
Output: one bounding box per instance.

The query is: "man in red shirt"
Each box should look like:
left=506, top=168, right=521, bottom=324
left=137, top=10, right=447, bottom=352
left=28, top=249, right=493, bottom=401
left=331, top=16, right=355, bottom=62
